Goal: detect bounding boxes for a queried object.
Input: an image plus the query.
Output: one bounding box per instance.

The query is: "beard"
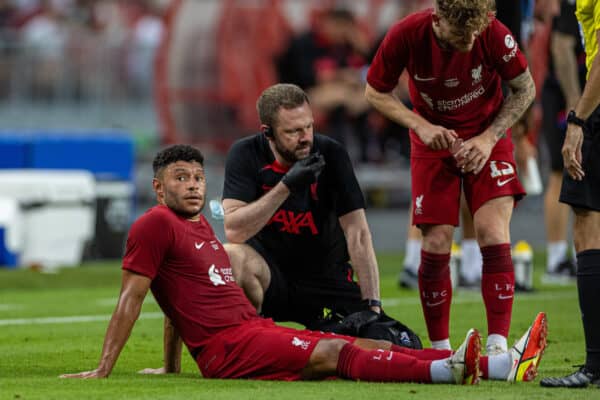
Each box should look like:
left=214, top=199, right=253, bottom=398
left=167, top=197, right=204, bottom=219
left=273, top=139, right=312, bottom=163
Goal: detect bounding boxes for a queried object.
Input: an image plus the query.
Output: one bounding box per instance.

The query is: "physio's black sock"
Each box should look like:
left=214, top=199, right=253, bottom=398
left=576, top=249, right=600, bottom=372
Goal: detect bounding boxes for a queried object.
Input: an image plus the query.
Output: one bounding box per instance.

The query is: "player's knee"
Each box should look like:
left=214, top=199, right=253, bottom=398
left=422, top=226, right=453, bottom=252
left=306, top=339, right=349, bottom=377
left=573, top=211, right=600, bottom=251
left=474, top=225, right=506, bottom=246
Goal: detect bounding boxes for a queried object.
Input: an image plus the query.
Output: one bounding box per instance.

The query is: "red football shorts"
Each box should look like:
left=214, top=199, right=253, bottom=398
left=410, top=150, right=525, bottom=226
left=196, top=318, right=356, bottom=380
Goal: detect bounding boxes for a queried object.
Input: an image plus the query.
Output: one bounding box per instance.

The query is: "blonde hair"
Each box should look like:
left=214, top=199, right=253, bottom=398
left=435, top=0, right=495, bottom=34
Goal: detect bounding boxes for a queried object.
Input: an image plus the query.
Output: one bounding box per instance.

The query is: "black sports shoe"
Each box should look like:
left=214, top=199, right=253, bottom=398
left=398, top=268, right=418, bottom=289
left=540, top=366, right=600, bottom=388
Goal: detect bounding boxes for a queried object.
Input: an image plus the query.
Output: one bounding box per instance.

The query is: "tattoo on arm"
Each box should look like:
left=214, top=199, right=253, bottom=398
left=488, top=69, right=536, bottom=141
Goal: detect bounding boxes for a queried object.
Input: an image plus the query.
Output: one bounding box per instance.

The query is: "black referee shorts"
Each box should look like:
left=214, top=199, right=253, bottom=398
left=560, top=107, right=600, bottom=212
left=542, top=80, right=567, bottom=172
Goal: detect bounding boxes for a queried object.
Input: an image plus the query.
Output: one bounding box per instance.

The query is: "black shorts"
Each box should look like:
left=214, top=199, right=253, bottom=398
left=542, top=80, right=567, bottom=172
left=251, top=243, right=363, bottom=328
left=560, top=107, right=600, bottom=211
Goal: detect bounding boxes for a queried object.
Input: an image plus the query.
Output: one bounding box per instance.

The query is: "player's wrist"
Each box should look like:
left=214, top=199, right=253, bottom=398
left=363, top=298, right=382, bottom=309
left=567, top=110, right=586, bottom=130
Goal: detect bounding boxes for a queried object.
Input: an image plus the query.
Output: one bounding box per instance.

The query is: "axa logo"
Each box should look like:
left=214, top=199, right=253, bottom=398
left=208, top=264, right=235, bottom=286
left=292, top=336, right=311, bottom=350
left=415, top=195, right=424, bottom=215
left=267, top=210, right=318, bottom=235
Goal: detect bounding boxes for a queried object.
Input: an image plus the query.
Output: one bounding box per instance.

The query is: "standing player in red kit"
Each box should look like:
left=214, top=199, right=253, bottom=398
left=365, top=0, right=537, bottom=354
left=60, top=145, right=546, bottom=383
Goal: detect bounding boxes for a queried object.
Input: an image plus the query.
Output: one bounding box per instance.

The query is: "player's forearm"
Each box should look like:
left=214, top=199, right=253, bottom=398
left=365, top=83, right=422, bottom=130
left=96, top=296, right=144, bottom=376
left=487, top=69, right=535, bottom=143
left=224, top=183, right=290, bottom=243
left=575, top=53, right=600, bottom=119
left=348, top=235, right=381, bottom=303
left=163, top=316, right=182, bottom=373
left=340, top=210, right=380, bottom=303
left=552, top=33, right=581, bottom=109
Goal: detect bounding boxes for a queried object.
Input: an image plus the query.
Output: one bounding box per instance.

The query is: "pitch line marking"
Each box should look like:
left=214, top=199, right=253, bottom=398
left=0, top=312, right=164, bottom=326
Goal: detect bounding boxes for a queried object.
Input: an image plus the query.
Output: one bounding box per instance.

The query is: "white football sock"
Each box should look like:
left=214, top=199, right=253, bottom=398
left=487, top=351, right=512, bottom=380
left=547, top=241, right=567, bottom=272
left=486, top=334, right=507, bottom=354
left=431, top=339, right=452, bottom=350
left=404, top=239, right=422, bottom=273
left=430, top=359, right=454, bottom=383
left=461, top=239, right=482, bottom=282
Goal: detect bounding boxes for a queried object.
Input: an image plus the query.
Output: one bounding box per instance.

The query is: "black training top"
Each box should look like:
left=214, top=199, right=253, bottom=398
left=223, top=133, right=365, bottom=274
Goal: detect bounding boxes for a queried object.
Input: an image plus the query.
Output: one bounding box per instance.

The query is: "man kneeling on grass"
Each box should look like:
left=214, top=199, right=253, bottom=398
left=61, top=145, right=547, bottom=384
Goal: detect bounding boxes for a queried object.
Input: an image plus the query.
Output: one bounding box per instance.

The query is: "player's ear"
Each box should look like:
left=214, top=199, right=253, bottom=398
left=153, top=178, right=165, bottom=202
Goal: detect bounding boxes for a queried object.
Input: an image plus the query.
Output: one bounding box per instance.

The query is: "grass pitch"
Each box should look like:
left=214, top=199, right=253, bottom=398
left=0, top=254, right=594, bottom=399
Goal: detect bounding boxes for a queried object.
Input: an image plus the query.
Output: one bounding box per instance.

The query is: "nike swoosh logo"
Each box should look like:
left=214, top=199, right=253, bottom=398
left=414, top=74, right=436, bottom=82
left=195, top=242, right=205, bottom=250
left=498, top=294, right=513, bottom=300
left=425, top=299, right=446, bottom=307
left=497, top=177, right=516, bottom=187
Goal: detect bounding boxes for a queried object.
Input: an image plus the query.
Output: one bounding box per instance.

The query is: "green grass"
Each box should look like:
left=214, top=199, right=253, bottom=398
left=0, top=253, right=594, bottom=399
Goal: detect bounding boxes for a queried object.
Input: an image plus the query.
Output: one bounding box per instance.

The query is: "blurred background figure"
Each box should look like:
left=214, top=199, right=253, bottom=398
left=540, top=0, right=582, bottom=284
left=276, top=7, right=373, bottom=162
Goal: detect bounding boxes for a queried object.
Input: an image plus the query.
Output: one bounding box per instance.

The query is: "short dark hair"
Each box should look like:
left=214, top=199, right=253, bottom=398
left=256, top=83, right=310, bottom=128
left=152, top=144, right=204, bottom=177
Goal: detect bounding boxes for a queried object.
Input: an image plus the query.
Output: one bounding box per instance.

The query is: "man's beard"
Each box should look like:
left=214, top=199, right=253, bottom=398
left=274, top=140, right=311, bottom=163
left=170, top=200, right=204, bottom=219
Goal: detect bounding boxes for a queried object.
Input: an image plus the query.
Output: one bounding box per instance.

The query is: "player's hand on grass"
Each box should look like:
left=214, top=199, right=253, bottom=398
left=414, top=122, right=457, bottom=151
left=60, top=369, right=108, bottom=379
left=454, top=133, right=495, bottom=174
left=138, top=367, right=167, bottom=375
left=281, top=153, right=326, bottom=192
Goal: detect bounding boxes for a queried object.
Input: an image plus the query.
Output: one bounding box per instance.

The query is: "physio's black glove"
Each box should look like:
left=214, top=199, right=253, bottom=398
left=339, top=310, right=380, bottom=337
left=281, top=153, right=326, bottom=192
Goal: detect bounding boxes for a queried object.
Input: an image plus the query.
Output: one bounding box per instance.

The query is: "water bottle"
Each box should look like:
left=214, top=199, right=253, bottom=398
left=512, top=240, right=533, bottom=291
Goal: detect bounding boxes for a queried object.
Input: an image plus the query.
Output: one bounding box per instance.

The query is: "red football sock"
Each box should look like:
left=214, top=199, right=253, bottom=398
left=336, top=343, right=432, bottom=382
left=480, top=355, right=489, bottom=379
left=390, top=344, right=452, bottom=360
left=481, top=244, right=514, bottom=337
left=418, top=250, right=452, bottom=342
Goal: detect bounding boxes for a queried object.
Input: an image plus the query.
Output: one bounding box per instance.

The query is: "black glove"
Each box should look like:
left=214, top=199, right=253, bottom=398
left=281, top=153, right=326, bottom=192
left=338, top=310, right=380, bottom=337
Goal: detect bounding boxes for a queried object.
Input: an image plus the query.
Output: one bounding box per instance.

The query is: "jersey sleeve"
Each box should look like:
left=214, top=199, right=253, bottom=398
left=222, top=139, right=259, bottom=203
left=122, top=210, right=173, bottom=279
left=486, top=19, right=528, bottom=81
left=324, top=139, right=366, bottom=216
left=366, top=21, right=409, bottom=93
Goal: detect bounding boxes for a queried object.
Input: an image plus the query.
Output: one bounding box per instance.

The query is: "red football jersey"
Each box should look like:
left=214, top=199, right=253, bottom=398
left=122, top=205, right=259, bottom=354
left=368, top=9, right=528, bottom=158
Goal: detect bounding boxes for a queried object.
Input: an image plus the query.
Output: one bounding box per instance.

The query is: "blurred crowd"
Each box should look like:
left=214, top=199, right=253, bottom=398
left=0, top=0, right=165, bottom=101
